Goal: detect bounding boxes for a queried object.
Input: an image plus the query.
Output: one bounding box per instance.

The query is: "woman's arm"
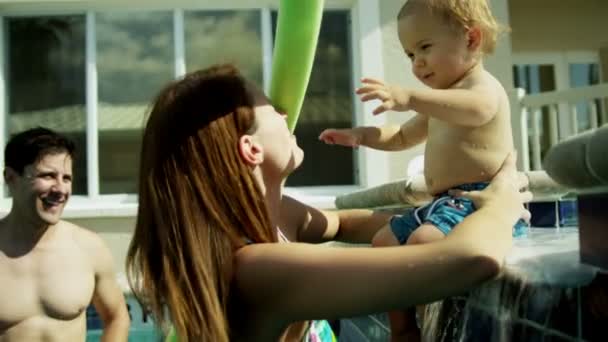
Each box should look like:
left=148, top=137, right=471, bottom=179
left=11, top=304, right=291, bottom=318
left=331, top=209, right=393, bottom=243
left=238, top=153, right=529, bottom=327
left=235, top=203, right=511, bottom=324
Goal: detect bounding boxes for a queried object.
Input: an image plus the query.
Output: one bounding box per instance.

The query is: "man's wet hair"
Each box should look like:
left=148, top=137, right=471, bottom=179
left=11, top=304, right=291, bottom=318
left=5, top=127, right=76, bottom=175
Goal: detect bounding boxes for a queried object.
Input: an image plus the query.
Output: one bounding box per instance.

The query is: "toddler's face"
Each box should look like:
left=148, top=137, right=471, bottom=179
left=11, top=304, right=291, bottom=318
left=398, top=9, right=477, bottom=89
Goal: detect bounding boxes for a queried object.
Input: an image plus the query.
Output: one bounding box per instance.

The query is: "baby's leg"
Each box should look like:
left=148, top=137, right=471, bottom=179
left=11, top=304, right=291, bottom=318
left=371, top=223, right=400, bottom=247
left=406, top=224, right=445, bottom=336
left=370, top=224, right=434, bottom=342
left=406, top=223, right=445, bottom=245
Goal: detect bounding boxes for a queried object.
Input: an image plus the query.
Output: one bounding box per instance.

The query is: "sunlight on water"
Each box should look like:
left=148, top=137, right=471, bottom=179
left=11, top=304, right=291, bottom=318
left=506, top=227, right=597, bottom=287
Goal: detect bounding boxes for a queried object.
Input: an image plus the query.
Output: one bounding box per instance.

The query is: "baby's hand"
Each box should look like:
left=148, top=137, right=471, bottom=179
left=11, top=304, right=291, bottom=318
left=319, top=128, right=361, bottom=147
left=356, top=78, right=411, bottom=115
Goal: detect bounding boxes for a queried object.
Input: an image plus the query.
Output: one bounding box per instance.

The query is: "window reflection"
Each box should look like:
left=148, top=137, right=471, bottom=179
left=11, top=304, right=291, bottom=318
left=570, top=63, right=603, bottom=130
left=5, top=9, right=356, bottom=195
left=185, top=11, right=263, bottom=86
left=96, top=11, right=174, bottom=194
left=7, top=16, right=88, bottom=195
left=512, top=61, right=605, bottom=166
left=513, top=64, right=557, bottom=164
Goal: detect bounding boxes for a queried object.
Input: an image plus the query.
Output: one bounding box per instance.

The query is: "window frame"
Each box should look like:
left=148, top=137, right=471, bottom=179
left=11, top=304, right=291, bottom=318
left=0, top=0, right=388, bottom=215
left=513, top=51, right=600, bottom=92
left=512, top=51, right=602, bottom=144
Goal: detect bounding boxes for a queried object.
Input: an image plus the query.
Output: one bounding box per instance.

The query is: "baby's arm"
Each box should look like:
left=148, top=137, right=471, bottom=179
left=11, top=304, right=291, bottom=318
left=408, top=83, right=500, bottom=126
left=319, top=114, right=428, bottom=151
left=358, top=78, right=500, bottom=127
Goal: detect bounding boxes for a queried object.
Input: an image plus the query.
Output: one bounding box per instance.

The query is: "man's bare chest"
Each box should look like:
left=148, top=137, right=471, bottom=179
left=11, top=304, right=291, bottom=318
left=0, top=248, right=95, bottom=325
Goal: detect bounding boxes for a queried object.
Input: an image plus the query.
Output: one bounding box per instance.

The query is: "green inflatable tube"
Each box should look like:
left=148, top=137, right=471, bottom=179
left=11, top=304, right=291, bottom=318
left=165, top=327, right=179, bottom=342
left=165, top=327, right=177, bottom=342
left=165, top=3, right=324, bottom=341
left=270, top=0, right=325, bottom=132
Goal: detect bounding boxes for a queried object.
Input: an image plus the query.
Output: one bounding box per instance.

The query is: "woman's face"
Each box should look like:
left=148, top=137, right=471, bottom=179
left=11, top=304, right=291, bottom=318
left=252, top=103, right=304, bottom=179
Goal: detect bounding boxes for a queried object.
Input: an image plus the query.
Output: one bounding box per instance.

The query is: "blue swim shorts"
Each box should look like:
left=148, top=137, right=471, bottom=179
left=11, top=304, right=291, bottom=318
left=390, top=182, right=528, bottom=245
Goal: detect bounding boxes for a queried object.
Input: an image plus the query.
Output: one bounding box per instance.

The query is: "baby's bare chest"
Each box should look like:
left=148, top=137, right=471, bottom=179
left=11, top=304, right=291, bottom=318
left=423, top=118, right=513, bottom=193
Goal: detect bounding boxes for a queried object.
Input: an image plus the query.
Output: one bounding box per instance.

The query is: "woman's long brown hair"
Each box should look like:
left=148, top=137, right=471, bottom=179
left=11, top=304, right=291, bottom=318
left=126, top=65, right=276, bottom=341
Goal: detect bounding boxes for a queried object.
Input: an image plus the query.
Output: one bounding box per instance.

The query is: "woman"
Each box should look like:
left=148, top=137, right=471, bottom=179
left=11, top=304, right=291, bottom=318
left=126, top=64, right=530, bottom=342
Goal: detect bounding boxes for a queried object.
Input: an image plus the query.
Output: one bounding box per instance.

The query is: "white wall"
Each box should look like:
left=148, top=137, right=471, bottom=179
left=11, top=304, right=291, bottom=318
left=378, top=0, right=425, bottom=181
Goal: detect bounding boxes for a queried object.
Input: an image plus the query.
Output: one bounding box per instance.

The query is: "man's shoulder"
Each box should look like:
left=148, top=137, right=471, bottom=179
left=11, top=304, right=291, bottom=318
left=59, top=221, right=115, bottom=272
left=59, top=220, right=108, bottom=253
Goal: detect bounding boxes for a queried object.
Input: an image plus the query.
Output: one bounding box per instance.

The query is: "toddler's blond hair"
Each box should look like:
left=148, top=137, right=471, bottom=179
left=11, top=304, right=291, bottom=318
left=398, top=0, right=508, bottom=54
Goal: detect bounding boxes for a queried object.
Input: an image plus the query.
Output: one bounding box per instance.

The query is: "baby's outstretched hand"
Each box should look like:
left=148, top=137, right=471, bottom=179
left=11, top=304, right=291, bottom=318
left=319, top=129, right=361, bottom=147
left=356, top=78, right=411, bottom=115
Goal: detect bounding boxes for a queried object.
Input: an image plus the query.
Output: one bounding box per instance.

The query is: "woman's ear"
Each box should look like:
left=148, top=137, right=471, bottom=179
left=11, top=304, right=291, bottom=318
left=238, top=135, right=264, bottom=166
left=467, top=26, right=482, bottom=51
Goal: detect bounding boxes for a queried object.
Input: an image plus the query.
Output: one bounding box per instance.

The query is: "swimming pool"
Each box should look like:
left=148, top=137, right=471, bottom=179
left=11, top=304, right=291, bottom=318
left=337, top=226, right=605, bottom=342
left=86, top=295, right=161, bottom=342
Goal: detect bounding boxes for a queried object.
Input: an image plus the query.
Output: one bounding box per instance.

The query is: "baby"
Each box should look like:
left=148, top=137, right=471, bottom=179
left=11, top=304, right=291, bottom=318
left=319, top=0, right=526, bottom=340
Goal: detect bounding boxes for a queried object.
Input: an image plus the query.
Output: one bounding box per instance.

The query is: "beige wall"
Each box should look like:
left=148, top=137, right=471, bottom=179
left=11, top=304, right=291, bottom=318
left=509, top=0, right=608, bottom=52
left=70, top=217, right=136, bottom=275
left=378, top=0, right=515, bottom=181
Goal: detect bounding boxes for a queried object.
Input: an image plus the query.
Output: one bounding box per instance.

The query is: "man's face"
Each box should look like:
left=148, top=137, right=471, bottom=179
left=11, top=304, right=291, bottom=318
left=8, top=153, right=73, bottom=226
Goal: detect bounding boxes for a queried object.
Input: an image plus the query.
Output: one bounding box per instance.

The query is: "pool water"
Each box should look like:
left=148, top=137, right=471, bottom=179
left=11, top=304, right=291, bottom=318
left=86, top=329, right=158, bottom=342
left=338, top=227, right=606, bottom=341
left=86, top=295, right=162, bottom=341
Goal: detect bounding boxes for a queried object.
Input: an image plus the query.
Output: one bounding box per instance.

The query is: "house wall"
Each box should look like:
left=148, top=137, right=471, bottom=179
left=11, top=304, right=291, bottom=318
left=508, top=0, right=608, bottom=53
left=70, top=217, right=136, bottom=275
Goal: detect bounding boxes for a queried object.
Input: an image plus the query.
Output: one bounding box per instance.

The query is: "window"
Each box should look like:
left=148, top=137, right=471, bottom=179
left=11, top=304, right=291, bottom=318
left=569, top=63, right=603, bottom=131
left=272, top=11, right=355, bottom=186
left=184, top=10, right=264, bottom=86
left=512, top=64, right=556, bottom=161
left=6, top=16, right=88, bottom=194
left=513, top=53, right=604, bottom=131
left=97, top=11, right=174, bottom=194
left=2, top=6, right=359, bottom=201
left=513, top=52, right=604, bottom=164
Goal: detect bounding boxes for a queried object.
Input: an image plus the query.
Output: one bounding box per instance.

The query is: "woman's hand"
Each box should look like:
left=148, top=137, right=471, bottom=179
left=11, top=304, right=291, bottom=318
left=450, top=152, right=532, bottom=223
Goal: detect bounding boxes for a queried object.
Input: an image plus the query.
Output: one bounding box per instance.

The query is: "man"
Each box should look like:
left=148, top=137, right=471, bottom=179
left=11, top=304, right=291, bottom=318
left=0, top=127, right=130, bottom=341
